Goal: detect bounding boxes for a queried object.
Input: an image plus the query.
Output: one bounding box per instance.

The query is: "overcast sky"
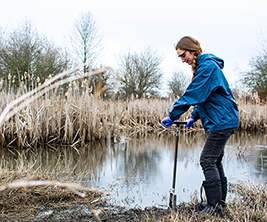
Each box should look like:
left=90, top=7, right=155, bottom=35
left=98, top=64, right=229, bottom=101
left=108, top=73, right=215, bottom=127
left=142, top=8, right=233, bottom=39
left=1, top=0, right=267, bottom=94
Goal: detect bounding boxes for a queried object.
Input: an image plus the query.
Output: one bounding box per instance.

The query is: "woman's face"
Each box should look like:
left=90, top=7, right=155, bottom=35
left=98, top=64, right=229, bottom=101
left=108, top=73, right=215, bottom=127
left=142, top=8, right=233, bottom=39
left=176, top=48, right=194, bottom=65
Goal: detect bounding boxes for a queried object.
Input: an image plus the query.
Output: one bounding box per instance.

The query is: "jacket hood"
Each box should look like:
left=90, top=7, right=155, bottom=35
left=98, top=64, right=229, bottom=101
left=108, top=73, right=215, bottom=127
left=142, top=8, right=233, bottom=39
left=197, top=53, right=224, bottom=69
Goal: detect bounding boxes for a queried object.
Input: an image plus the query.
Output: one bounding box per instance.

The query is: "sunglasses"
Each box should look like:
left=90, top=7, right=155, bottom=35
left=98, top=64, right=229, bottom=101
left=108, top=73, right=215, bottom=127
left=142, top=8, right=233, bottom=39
left=178, top=50, right=187, bottom=58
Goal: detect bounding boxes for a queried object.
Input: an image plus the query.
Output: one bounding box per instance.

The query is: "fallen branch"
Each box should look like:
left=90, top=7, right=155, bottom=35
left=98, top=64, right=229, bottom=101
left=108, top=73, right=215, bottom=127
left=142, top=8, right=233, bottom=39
left=0, top=179, right=105, bottom=197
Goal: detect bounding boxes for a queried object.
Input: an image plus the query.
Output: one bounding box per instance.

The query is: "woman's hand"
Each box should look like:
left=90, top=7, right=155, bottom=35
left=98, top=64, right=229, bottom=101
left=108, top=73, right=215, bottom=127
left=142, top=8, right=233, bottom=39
left=161, top=117, right=174, bottom=128
left=185, top=118, right=195, bottom=128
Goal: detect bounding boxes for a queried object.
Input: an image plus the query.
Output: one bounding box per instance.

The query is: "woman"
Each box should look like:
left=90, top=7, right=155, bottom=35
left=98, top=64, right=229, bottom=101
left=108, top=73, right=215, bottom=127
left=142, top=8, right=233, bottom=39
left=161, top=36, right=239, bottom=215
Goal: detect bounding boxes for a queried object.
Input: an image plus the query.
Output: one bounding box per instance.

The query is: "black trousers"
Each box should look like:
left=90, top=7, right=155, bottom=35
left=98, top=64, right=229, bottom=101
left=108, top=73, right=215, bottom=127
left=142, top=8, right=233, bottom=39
left=200, top=128, right=236, bottom=183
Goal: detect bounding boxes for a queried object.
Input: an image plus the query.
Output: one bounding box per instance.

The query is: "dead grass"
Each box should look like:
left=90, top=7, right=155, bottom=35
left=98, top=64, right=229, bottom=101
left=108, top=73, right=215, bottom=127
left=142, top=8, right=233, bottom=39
left=0, top=169, right=105, bottom=221
left=0, top=93, right=265, bottom=149
left=0, top=66, right=266, bottom=149
left=1, top=169, right=266, bottom=221
left=116, top=180, right=267, bottom=222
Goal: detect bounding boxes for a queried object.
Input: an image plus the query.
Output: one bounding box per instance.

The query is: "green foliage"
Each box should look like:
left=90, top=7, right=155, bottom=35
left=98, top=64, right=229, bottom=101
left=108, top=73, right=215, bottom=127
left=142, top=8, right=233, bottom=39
left=118, top=47, right=163, bottom=98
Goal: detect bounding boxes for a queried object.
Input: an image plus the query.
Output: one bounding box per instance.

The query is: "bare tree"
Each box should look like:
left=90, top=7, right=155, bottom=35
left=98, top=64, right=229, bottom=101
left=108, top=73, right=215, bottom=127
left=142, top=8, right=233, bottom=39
left=118, top=47, right=163, bottom=98
left=240, top=35, right=267, bottom=98
left=167, top=70, right=190, bottom=97
left=0, top=18, right=70, bottom=89
left=69, top=11, right=102, bottom=73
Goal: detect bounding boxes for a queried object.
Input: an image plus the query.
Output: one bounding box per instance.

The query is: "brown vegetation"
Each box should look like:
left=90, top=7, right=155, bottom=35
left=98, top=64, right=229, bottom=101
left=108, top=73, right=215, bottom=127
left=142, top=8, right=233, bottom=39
left=0, top=67, right=265, bottom=220
left=0, top=168, right=266, bottom=221
left=0, top=73, right=266, bottom=148
left=0, top=171, right=104, bottom=221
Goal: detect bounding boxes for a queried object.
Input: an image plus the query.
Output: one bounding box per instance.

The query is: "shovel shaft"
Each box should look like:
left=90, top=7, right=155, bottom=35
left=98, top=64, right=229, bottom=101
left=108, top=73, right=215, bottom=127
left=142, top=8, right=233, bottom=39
left=172, top=126, right=180, bottom=190
left=169, top=121, right=186, bottom=209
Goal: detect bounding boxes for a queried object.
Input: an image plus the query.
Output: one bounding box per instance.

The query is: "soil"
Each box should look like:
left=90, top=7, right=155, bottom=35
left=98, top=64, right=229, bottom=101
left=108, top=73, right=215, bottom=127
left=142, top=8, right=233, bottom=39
left=4, top=203, right=173, bottom=222
left=0, top=186, right=175, bottom=222
left=0, top=188, right=252, bottom=222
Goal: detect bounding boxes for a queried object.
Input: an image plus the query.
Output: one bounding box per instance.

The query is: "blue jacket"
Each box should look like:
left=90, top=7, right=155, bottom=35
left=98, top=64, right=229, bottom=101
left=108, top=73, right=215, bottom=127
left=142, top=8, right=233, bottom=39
left=169, top=53, right=239, bottom=132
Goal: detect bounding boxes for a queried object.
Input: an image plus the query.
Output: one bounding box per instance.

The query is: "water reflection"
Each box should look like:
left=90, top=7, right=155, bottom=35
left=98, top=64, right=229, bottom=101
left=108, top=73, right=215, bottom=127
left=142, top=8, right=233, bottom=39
left=0, top=130, right=266, bottom=209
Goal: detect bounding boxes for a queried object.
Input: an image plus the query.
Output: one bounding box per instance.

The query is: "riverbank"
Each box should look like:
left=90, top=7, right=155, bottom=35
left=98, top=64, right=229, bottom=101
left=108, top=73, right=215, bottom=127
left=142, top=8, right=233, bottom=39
left=0, top=170, right=266, bottom=222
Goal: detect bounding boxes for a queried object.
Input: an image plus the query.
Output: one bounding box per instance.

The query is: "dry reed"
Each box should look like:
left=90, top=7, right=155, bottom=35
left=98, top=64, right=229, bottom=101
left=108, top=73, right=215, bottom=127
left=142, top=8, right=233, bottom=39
left=0, top=68, right=266, bottom=148
left=0, top=179, right=103, bottom=197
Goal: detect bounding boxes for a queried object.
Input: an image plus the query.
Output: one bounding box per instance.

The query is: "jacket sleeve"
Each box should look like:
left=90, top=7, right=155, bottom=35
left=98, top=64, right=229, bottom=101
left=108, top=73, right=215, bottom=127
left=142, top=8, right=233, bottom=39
left=168, top=61, right=219, bottom=121
left=191, top=105, right=200, bottom=120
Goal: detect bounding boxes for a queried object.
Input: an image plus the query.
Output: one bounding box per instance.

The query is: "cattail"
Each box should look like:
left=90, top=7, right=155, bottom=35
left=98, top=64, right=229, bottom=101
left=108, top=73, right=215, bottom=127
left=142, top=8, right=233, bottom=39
left=73, top=81, right=78, bottom=90
left=81, top=79, right=88, bottom=88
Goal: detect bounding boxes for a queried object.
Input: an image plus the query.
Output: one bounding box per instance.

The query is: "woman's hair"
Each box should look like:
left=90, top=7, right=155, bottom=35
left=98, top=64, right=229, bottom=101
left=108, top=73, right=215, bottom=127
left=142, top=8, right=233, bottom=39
left=175, top=36, right=202, bottom=75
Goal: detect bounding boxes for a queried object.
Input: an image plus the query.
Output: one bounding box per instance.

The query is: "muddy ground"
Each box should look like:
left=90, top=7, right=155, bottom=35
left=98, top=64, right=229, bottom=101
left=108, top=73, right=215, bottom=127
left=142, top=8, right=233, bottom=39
left=0, top=185, right=174, bottom=222
left=30, top=205, right=172, bottom=222
left=3, top=203, right=200, bottom=222
left=1, top=180, right=264, bottom=221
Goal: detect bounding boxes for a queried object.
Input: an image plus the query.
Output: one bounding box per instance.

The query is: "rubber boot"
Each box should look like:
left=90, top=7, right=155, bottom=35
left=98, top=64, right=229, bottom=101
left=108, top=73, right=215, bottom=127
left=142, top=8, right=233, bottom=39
left=221, top=177, right=227, bottom=208
left=199, top=180, right=224, bottom=216
left=196, top=177, right=228, bottom=210
left=195, top=182, right=206, bottom=210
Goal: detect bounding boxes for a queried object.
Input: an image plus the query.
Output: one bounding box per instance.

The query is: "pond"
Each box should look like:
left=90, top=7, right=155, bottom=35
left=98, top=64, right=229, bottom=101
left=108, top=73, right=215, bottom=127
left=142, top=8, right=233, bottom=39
left=1, top=129, right=267, bottom=209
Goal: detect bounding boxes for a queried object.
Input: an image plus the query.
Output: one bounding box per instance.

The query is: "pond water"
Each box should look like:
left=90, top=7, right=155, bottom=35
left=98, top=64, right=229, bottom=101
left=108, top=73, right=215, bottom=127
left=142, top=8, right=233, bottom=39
left=1, top=129, right=267, bottom=209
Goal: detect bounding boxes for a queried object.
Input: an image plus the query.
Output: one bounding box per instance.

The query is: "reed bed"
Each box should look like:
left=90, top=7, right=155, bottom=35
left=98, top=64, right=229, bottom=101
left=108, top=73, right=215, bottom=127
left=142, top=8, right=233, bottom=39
left=0, top=68, right=266, bottom=148
left=236, top=90, right=267, bottom=131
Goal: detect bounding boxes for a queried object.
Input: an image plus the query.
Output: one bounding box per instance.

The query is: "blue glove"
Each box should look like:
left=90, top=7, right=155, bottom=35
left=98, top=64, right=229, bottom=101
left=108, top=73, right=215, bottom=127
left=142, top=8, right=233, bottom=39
left=185, top=118, right=195, bottom=128
left=161, top=117, right=174, bottom=128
